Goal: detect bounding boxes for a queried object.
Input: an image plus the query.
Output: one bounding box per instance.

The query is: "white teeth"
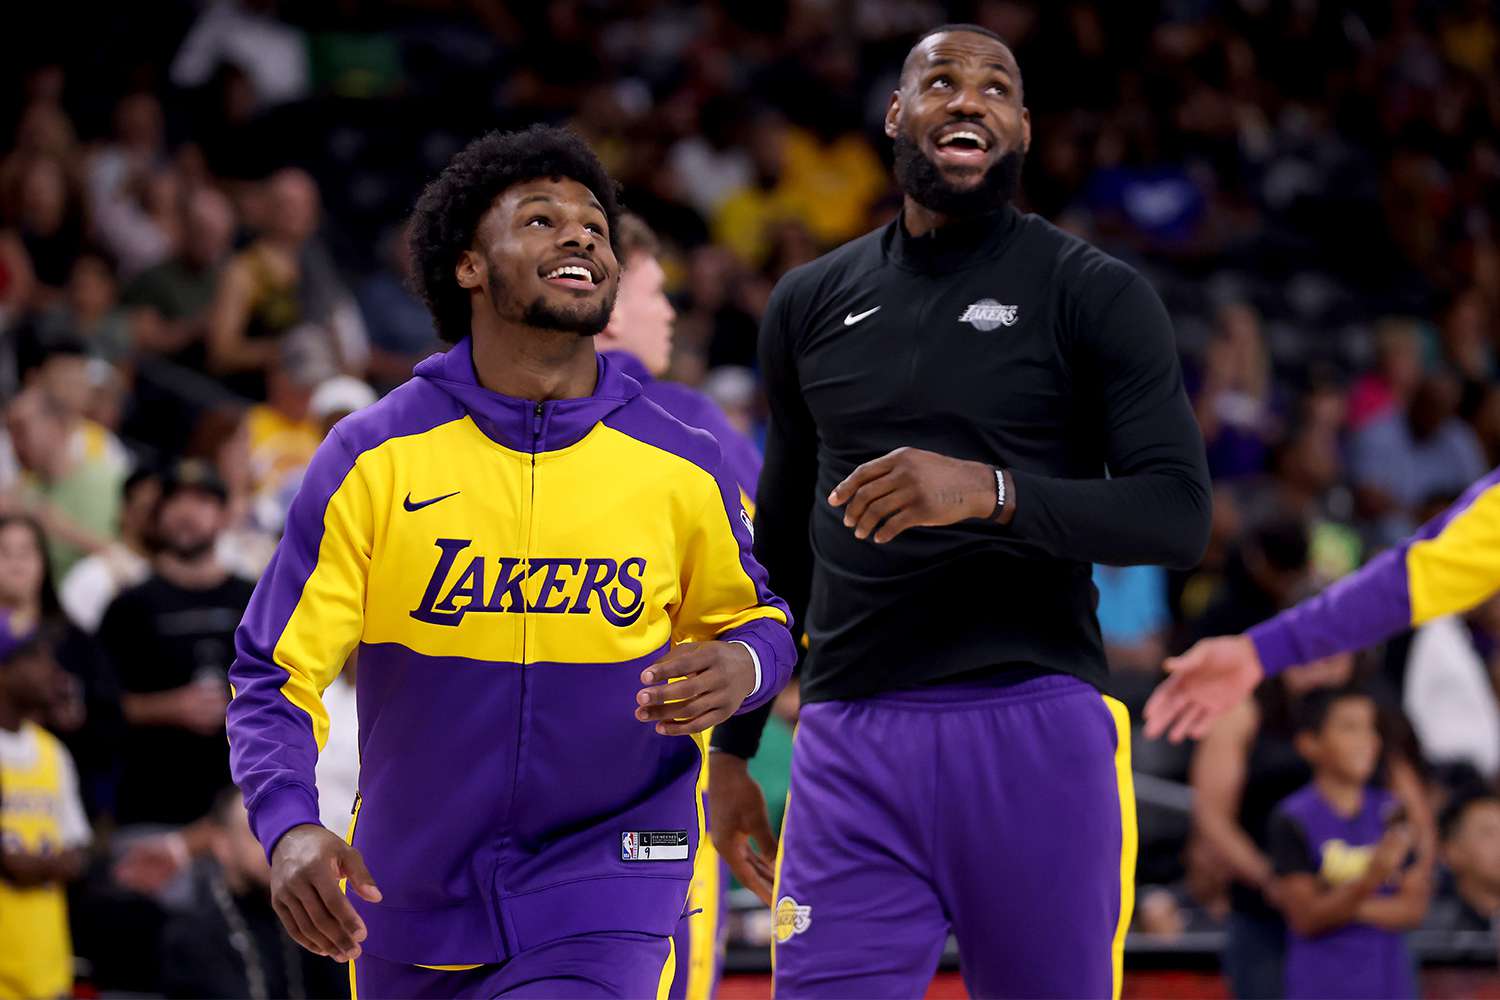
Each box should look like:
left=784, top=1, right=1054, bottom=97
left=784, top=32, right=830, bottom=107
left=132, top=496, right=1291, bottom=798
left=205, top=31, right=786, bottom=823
left=938, top=130, right=988, bottom=149
left=546, top=265, right=593, bottom=282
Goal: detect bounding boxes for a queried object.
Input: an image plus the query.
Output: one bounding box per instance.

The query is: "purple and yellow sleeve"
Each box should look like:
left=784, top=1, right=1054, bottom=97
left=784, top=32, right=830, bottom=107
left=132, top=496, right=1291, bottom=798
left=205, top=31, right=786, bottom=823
left=227, top=428, right=371, bottom=859
left=1250, top=467, right=1500, bottom=675
left=672, top=451, right=793, bottom=713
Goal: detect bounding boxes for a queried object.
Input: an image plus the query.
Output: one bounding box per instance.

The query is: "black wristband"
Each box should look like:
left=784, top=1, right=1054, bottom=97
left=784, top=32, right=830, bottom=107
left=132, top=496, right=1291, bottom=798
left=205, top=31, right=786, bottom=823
left=987, top=466, right=1007, bottom=522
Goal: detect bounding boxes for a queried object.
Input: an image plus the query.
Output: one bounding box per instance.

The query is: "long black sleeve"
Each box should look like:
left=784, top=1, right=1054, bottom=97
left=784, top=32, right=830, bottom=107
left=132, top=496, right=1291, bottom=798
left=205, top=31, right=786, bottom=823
left=1008, top=273, right=1211, bottom=569
left=705, top=208, right=1210, bottom=705
left=713, top=282, right=816, bottom=759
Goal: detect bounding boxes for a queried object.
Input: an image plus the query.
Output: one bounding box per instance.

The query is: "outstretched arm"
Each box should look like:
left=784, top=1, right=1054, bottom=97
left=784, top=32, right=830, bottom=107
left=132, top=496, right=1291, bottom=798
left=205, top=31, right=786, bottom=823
left=1146, top=468, right=1500, bottom=742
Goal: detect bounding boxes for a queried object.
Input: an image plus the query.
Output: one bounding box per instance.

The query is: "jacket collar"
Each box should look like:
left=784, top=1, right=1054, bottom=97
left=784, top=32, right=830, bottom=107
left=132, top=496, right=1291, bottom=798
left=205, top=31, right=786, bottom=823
left=414, top=337, right=642, bottom=453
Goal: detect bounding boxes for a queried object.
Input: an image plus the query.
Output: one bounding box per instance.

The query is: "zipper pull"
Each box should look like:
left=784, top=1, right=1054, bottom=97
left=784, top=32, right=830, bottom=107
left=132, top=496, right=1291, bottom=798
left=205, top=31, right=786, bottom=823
left=533, top=402, right=544, bottom=448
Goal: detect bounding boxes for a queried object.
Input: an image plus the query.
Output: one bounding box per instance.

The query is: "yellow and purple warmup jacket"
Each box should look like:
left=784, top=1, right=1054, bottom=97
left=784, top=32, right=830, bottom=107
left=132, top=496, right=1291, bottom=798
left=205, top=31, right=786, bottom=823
left=225, top=340, right=795, bottom=967
left=1251, top=466, right=1500, bottom=674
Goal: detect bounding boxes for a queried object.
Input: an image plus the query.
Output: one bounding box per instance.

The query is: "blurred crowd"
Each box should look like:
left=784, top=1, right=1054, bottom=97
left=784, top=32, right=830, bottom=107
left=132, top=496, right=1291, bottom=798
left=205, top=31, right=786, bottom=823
left=3, top=0, right=1500, bottom=995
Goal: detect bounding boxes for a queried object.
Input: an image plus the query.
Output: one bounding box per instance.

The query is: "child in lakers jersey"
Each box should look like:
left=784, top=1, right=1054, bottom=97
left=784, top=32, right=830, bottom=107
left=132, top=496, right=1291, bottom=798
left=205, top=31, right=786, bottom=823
left=1269, top=687, right=1429, bottom=999
left=0, top=628, right=90, bottom=1000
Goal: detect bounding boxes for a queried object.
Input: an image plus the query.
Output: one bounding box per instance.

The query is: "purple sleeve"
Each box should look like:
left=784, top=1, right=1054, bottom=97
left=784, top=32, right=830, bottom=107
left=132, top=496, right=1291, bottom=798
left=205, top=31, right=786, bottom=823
left=227, top=429, right=363, bottom=860
left=1249, top=468, right=1500, bottom=675
left=1247, top=545, right=1412, bottom=676
left=706, top=451, right=794, bottom=713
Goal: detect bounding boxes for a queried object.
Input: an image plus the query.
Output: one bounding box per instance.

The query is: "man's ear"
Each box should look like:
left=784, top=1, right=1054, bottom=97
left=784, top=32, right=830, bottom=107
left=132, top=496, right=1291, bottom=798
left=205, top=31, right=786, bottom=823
left=884, top=91, right=901, bottom=140
left=1021, top=106, right=1032, bottom=154
left=456, top=248, right=484, bottom=290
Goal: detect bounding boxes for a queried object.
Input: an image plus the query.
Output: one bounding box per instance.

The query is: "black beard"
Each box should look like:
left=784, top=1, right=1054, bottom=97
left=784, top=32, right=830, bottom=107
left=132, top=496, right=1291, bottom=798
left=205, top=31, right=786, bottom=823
left=520, top=293, right=614, bottom=336
left=892, top=131, right=1025, bottom=218
left=164, top=537, right=215, bottom=562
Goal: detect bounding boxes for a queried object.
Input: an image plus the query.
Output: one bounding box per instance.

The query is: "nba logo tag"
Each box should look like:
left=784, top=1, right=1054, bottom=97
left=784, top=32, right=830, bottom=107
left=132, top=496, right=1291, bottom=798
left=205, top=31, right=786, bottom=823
left=621, top=832, right=639, bottom=860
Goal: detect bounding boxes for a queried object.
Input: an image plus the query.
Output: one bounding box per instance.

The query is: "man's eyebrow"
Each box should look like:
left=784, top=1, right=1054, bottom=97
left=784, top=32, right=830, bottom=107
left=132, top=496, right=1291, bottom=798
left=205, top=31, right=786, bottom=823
left=516, top=192, right=605, bottom=217
left=922, top=56, right=1014, bottom=76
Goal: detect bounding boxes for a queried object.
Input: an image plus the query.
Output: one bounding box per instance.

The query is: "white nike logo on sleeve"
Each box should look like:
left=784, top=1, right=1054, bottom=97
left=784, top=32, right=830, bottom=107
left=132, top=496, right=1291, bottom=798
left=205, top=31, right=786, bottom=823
left=844, top=306, right=881, bottom=326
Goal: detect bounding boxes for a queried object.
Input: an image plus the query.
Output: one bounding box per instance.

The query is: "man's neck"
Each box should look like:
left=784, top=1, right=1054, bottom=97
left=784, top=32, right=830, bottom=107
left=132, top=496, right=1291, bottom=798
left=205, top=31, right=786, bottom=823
left=901, top=195, right=952, bottom=239
left=157, top=551, right=228, bottom=590
left=1313, top=773, right=1364, bottom=818
left=1456, top=874, right=1500, bottom=919
left=471, top=322, right=598, bottom=401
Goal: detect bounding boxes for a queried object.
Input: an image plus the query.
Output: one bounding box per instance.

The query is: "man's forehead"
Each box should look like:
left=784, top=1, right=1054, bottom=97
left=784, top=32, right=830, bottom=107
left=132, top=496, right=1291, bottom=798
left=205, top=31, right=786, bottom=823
left=497, top=177, right=604, bottom=213
left=909, top=32, right=1018, bottom=77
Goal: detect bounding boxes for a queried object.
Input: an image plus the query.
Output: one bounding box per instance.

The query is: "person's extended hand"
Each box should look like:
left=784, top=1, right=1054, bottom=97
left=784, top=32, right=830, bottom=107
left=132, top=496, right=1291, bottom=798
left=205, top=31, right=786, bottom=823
left=828, top=448, right=999, bottom=543
left=708, top=752, right=778, bottom=905
left=270, top=824, right=381, bottom=963
left=1143, top=635, right=1265, bottom=743
left=634, top=642, right=757, bottom=736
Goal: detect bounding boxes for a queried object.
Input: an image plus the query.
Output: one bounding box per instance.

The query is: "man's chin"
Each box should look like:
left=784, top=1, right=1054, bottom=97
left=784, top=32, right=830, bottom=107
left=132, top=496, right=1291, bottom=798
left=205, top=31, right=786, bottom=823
left=522, top=295, right=613, bottom=337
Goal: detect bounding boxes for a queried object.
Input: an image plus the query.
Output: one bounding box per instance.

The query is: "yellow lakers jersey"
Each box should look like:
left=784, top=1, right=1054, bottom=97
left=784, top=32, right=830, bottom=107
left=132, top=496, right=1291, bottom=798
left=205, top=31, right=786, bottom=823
left=0, top=722, right=75, bottom=1000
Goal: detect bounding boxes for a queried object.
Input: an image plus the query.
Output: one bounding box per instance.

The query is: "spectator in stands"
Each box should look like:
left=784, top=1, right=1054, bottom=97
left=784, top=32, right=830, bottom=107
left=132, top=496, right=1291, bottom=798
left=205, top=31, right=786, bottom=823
left=0, top=625, right=91, bottom=1000
left=1134, top=835, right=1234, bottom=941
left=712, top=111, right=804, bottom=268
left=356, top=226, right=439, bottom=391
left=1270, top=686, right=1430, bottom=999
left=25, top=249, right=134, bottom=363
left=0, top=512, right=116, bottom=818
left=20, top=336, right=130, bottom=475
left=1194, top=302, right=1278, bottom=481
left=1240, top=424, right=1361, bottom=585
left=184, top=408, right=278, bottom=580
left=701, top=365, right=760, bottom=440
left=160, top=790, right=343, bottom=1000
left=245, top=332, right=329, bottom=499
left=5, top=386, right=122, bottom=578
left=1347, top=320, right=1423, bottom=432
left=206, top=168, right=355, bottom=400
left=87, top=93, right=175, bottom=281
left=1427, top=791, right=1500, bottom=933
left=1192, top=650, right=1341, bottom=1000
left=1403, top=593, right=1500, bottom=782
left=101, top=459, right=252, bottom=828
left=1094, top=563, right=1170, bottom=673
left=125, top=185, right=238, bottom=364
left=1351, top=371, right=1487, bottom=546
left=0, top=227, right=35, bottom=331
left=59, top=467, right=160, bottom=633
left=4, top=153, right=84, bottom=300
left=1438, top=289, right=1494, bottom=409
left=669, top=95, right=755, bottom=218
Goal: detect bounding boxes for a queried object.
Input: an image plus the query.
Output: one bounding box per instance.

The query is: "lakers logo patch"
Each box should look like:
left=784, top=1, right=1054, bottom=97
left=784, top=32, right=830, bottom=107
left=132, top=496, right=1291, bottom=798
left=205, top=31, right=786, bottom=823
left=958, top=298, right=1019, bottom=331
left=774, top=895, right=812, bottom=942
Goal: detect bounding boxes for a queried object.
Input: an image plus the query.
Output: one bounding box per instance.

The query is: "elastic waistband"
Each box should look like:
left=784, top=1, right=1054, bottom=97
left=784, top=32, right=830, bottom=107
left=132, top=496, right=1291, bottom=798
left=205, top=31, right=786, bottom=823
left=853, top=672, right=1095, bottom=709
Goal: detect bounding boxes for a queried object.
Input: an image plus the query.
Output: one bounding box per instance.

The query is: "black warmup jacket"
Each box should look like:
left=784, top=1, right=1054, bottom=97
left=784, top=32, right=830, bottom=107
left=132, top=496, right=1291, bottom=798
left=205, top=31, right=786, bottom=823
left=715, top=206, right=1210, bottom=758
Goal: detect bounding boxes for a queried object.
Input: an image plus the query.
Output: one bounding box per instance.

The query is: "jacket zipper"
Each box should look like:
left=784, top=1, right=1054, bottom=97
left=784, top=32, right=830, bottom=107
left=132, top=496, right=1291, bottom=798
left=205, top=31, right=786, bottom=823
left=499, top=401, right=544, bottom=908
left=524, top=401, right=542, bottom=662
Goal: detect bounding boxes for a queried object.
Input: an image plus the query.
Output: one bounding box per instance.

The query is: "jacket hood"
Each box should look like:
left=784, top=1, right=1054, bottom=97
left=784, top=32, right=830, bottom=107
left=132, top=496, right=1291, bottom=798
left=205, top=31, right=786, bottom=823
left=413, top=337, right=642, bottom=452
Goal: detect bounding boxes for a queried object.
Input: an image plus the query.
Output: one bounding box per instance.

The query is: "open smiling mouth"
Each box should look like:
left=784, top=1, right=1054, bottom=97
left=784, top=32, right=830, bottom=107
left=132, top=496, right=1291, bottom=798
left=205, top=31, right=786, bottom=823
left=932, top=125, right=993, bottom=166
left=540, top=259, right=601, bottom=290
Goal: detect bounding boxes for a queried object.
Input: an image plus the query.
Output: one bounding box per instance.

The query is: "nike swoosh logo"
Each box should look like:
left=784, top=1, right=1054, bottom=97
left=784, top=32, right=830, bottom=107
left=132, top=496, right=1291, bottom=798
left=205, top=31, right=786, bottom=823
left=403, top=490, right=460, bottom=512
left=843, top=306, right=881, bottom=326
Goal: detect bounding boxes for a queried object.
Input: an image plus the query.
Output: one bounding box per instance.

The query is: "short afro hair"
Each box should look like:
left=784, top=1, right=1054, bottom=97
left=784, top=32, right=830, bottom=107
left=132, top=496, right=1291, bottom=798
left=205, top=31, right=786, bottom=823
left=407, top=125, right=622, bottom=343
left=1293, top=684, right=1373, bottom=737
